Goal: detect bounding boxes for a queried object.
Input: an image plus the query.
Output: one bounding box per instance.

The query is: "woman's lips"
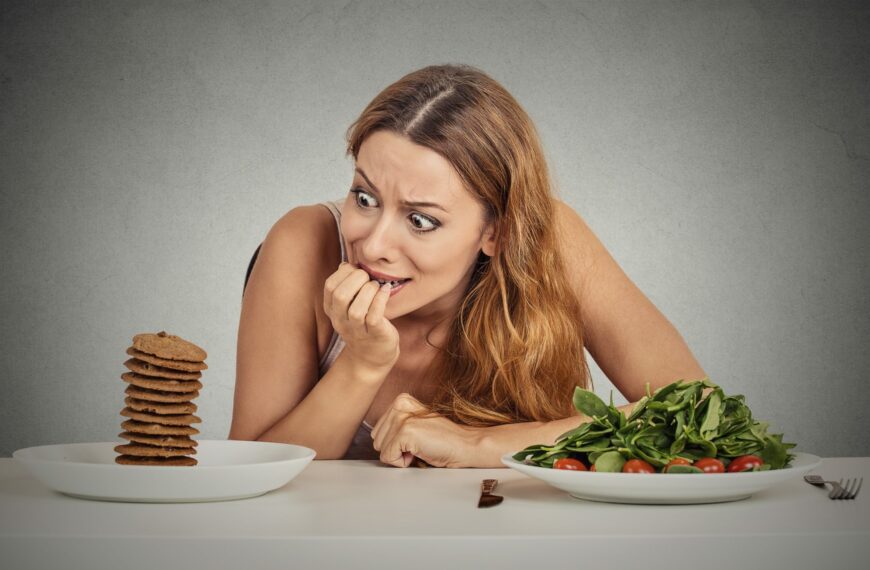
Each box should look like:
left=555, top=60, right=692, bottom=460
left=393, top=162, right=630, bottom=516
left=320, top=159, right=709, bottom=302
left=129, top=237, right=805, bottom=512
left=354, top=263, right=411, bottom=297
left=386, top=279, right=409, bottom=297
left=359, top=263, right=409, bottom=283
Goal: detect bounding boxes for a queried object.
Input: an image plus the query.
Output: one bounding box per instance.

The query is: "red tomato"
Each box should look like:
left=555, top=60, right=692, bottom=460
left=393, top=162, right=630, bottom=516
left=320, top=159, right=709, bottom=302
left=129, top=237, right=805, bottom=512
left=553, top=458, right=587, bottom=471
left=662, top=457, right=693, bottom=473
left=590, top=464, right=597, bottom=472
left=694, top=458, right=725, bottom=473
left=727, top=455, right=763, bottom=473
left=622, top=459, right=656, bottom=474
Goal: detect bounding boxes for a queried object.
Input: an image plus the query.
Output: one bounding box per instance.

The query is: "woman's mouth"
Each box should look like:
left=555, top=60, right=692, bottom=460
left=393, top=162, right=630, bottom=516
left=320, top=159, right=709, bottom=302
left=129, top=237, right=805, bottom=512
left=383, top=279, right=410, bottom=297
left=360, top=264, right=411, bottom=293
left=369, top=276, right=411, bottom=297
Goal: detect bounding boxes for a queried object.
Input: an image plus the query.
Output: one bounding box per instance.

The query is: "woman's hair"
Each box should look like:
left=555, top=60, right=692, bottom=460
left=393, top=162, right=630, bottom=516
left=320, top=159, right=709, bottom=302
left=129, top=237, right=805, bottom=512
left=344, top=64, right=591, bottom=426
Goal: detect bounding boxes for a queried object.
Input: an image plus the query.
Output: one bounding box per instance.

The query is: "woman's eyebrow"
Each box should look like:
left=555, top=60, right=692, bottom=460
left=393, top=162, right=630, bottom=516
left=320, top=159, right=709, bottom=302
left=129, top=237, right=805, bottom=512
left=355, top=167, right=448, bottom=212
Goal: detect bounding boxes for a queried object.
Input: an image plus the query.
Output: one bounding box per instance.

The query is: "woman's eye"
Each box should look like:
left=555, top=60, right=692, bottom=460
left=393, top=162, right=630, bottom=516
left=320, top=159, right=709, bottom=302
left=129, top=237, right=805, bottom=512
left=409, top=213, right=437, bottom=232
left=350, top=187, right=440, bottom=234
left=352, top=188, right=379, bottom=208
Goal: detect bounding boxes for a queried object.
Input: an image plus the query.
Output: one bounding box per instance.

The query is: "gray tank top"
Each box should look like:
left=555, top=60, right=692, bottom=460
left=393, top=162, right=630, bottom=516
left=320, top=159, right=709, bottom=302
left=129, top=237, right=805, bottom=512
left=318, top=197, right=379, bottom=460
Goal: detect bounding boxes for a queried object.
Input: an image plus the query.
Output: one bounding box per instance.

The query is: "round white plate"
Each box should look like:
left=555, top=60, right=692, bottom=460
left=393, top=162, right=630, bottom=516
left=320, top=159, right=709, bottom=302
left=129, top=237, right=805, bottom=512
left=502, top=452, right=821, bottom=504
left=13, top=440, right=316, bottom=503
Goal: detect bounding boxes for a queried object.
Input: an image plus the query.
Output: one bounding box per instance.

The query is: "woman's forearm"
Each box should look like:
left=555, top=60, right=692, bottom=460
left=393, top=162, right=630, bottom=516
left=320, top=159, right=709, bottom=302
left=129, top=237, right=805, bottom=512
left=470, top=401, right=639, bottom=468
left=254, top=351, right=390, bottom=459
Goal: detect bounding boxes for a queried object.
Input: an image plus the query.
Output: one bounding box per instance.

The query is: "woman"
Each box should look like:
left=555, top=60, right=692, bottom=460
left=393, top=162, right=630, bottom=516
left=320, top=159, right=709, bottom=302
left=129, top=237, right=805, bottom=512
left=229, top=64, right=707, bottom=467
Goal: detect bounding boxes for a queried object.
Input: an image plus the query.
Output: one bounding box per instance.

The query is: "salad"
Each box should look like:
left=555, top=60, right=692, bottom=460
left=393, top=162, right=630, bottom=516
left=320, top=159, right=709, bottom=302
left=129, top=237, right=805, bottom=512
left=513, top=378, right=796, bottom=473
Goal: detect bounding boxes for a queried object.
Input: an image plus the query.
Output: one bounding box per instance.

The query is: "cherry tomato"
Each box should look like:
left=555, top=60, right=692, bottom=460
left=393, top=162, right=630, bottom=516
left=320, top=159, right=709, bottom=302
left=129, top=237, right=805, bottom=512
left=662, top=457, right=692, bottom=473
left=590, top=464, right=597, bottom=472
left=694, top=457, right=725, bottom=473
left=554, top=458, right=587, bottom=471
left=727, top=454, right=763, bottom=473
left=622, top=459, right=656, bottom=474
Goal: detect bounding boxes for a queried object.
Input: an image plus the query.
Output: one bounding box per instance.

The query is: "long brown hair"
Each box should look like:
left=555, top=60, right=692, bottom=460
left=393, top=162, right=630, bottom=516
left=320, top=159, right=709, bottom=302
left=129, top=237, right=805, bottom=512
left=345, top=64, right=590, bottom=426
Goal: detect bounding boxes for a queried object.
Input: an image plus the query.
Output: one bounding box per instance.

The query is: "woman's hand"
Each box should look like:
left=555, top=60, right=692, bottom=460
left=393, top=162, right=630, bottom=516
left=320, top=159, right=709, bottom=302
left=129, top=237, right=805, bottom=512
left=370, top=393, right=481, bottom=468
left=324, top=262, right=400, bottom=373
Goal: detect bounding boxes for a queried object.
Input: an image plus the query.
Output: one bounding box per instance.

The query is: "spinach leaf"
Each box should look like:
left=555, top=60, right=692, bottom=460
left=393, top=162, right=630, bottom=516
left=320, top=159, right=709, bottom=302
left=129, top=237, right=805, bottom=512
left=513, top=378, right=797, bottom=472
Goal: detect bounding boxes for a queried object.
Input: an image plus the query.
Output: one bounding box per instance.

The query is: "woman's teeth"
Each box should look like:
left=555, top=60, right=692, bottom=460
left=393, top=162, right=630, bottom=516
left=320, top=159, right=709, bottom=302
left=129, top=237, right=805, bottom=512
left=375, top=278, right=408, bottom=287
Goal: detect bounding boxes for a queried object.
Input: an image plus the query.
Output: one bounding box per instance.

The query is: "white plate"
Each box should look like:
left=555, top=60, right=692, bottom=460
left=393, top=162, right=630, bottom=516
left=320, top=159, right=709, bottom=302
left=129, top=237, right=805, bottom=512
left=13, top=440, right=316, bottom=503
left=502, top=452, right=821, bottom=504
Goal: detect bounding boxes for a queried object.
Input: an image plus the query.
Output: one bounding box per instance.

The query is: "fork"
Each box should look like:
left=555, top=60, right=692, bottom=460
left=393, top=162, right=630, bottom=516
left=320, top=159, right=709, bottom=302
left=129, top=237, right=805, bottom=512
left=804, top=475, right=863, bottom=500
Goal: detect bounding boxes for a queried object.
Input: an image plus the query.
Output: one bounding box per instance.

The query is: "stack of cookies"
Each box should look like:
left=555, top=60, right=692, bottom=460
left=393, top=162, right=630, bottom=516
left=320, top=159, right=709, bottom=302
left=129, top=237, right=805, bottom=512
left=115, top=331, right=206, bottom=466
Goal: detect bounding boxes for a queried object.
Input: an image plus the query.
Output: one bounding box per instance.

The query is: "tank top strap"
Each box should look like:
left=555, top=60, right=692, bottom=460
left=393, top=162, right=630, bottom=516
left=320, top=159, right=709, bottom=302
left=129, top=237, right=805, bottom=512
left=320, top=198, right=347, bottom=263
left=317, top=197, right=348, bottom=377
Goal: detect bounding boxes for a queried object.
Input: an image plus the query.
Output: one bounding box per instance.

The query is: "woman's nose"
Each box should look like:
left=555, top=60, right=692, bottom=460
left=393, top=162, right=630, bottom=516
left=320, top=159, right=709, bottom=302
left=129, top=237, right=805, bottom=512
left=360, top=217, right=400, bottom=261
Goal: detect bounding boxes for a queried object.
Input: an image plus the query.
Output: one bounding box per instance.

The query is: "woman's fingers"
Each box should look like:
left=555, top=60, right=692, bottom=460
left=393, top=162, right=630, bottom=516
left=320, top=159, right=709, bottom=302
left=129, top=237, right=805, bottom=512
left=371, top=401, right=403, bottom=453
left=347, top=281, right=382, bottom=327
left=323, top=262, right=357, bottom=316
left=365, top=283, right=392, bottom=331
left=323, top=263, right=401, bottom=371
left=373, top=394, right=427, bottom=466
left=376, top=411, right=410, bottom=464
left=329, top=269, right=370, bottom=322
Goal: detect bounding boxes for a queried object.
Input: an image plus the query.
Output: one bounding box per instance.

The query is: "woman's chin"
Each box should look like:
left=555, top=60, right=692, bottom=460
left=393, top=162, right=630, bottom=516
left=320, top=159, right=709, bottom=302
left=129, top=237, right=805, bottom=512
left=384, top=306, right=401, bottom=321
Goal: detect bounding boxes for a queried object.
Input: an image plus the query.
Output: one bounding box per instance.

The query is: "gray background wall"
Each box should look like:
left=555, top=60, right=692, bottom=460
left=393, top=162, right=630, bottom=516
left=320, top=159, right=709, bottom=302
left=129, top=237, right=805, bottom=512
left=1, top=0, right=868, bottom=458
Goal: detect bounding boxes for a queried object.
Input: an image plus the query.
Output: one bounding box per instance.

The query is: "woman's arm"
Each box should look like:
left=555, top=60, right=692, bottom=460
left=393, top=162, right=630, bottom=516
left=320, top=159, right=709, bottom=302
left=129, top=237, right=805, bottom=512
left=229, top=205, right=390, bottom=459
left=466, top=402, right=637, bottom=468
left=553, top=200, right=707, bottom=401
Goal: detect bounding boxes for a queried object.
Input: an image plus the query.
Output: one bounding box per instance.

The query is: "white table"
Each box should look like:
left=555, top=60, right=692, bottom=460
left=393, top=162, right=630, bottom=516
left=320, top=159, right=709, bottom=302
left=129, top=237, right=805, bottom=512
left=1, top=456, right=868, bottom=570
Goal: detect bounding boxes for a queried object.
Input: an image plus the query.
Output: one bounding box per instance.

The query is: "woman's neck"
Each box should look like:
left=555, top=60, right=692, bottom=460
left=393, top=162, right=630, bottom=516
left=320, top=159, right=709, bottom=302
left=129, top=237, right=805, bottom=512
left=395, top=318, right=450, bottom=355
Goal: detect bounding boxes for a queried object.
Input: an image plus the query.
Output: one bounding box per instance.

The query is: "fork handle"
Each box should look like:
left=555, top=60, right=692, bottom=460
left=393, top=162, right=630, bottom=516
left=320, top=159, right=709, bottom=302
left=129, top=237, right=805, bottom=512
left=808, top=479, right=846, bottom=497
left=810, top=479, right=842, bottom=488
left=481, top=479, right=498, bottom=494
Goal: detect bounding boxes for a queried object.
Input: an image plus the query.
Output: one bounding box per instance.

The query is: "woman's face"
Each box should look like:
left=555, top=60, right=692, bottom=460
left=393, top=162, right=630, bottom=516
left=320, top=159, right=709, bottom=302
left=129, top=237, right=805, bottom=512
left=341, top=130, right=495, bottom=326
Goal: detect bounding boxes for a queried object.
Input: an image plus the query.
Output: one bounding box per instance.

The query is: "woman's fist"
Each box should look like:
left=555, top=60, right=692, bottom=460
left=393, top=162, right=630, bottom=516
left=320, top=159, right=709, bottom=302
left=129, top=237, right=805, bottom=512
left=323, top=262, right=400, bottom=373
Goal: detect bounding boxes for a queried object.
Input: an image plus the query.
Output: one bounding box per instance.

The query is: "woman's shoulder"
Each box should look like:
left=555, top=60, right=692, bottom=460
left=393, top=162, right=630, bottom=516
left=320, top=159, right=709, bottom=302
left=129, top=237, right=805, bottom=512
left=552, top=198, right=596, bottom=278
left=261, top=202, right=343, bottom=285
left=269, top=201, right=341, bottom=251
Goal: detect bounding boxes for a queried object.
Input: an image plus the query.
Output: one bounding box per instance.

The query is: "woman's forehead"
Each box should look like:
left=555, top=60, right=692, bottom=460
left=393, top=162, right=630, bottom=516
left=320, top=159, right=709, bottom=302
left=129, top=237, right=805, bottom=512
left=356, top=132, right=473, bottom=211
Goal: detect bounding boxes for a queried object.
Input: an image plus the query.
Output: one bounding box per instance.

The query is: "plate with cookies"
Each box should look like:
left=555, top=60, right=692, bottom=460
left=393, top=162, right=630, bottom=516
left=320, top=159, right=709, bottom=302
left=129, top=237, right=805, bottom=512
left=13, top=439, right=316, bottom=503
left=14, top=331, right=316, bottom=503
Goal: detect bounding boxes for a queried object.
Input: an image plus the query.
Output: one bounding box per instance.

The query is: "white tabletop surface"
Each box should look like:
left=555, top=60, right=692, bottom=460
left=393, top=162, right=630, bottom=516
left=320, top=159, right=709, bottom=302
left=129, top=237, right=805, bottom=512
left=1, top=456, right=868, bottom=570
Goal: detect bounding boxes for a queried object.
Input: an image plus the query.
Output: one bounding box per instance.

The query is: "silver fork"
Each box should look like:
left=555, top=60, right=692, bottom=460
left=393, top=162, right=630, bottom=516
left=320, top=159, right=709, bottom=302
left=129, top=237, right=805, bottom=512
left=804, top=475, right=863, bottom=500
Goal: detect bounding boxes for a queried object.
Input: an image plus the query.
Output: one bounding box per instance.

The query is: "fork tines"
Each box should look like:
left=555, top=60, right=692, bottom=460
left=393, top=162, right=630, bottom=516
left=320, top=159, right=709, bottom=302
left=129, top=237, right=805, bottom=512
left=832, top=478, right=863, bottom=500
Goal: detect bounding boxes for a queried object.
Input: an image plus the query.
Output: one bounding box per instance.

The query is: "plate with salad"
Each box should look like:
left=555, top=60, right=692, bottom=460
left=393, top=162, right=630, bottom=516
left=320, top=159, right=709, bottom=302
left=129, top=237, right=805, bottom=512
left=502, top=379, right=820, bottom=504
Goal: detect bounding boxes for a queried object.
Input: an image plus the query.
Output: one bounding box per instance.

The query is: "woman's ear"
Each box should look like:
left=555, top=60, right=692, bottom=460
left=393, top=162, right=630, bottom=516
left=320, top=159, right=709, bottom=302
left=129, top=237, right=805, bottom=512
left=480, top=222, right=496, bottom=257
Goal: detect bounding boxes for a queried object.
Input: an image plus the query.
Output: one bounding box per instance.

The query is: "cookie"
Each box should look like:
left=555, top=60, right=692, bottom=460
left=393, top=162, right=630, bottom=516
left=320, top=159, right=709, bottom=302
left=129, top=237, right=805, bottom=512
left=121, top=419, right=199, bottom=436
left=132, top=331, right=207, bottom=362
left=114, top=443, right=197, bottom=457
left=117, top=332, right=205, bottom=467
left=115, top=455, right=197, bottom=466
left=122, top=371, right=202, bottom=393
left=123, top=358, right=202, bottom=380
left=120, top=407, right=201, bottom=425
left=125, top=396, right=197, bottom=415
left=125, top=385, right=200, bottom=403
left=126, top=347, right=207, bottom=372
left=118, top=431, right=198, bottom=448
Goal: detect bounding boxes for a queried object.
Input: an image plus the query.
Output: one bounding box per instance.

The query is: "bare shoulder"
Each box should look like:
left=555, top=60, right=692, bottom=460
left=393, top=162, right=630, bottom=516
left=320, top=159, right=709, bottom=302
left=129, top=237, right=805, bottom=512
left=268, top=203, right=341, bottom=269
left=552, top=197, right=637, bottom=312
left=552, top=198, right=599, bottom=296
